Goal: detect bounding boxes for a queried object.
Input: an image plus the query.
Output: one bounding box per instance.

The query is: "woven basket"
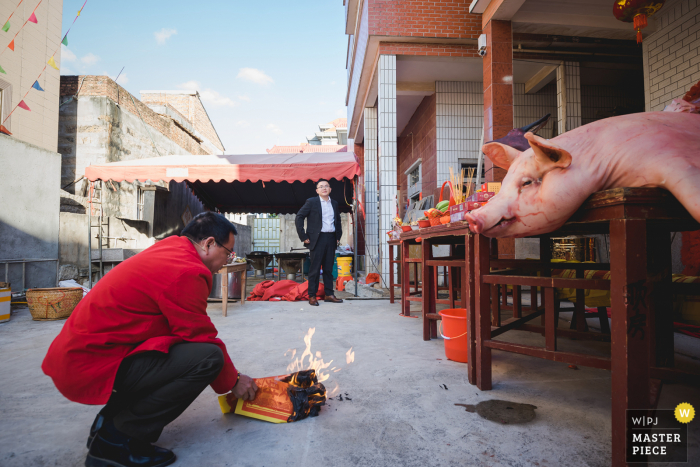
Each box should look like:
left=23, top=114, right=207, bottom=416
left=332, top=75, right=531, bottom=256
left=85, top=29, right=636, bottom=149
left=26, top=287, right=83, bottom=321
left=430, top=217, right=442, bottom=227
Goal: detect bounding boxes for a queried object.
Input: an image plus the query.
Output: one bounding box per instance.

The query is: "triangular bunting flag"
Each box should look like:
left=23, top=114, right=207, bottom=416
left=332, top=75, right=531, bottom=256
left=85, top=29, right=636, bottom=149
left=8, top=39, right=14, bottom=51
left=48, top=55, right=59, bottom=70
left=32, top=81, right=44, bottom=91
left=28, top=12, right=37, bottom=24
left=62, top=35, right=68, bottom=46
left=17, top=100, right=30, bottom=111
left=0, top=65, right=5, bottom=74
left=0, top=124, right=11, bottom=135
left=2, top=21, right=9, bottom=32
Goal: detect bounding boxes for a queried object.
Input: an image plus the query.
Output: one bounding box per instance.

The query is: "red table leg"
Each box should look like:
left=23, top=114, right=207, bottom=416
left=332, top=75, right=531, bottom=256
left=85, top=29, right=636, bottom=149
left=610, top=219, right=651, bottom=467
left=389, top=243, right=395, bottom=304
left=401, top=241, right=411, bottom=316
left=475, top=234, right=492, bottom=390
left=465, top=234, right=476, bottom=385
left=422, top=239, right=436, bottom=340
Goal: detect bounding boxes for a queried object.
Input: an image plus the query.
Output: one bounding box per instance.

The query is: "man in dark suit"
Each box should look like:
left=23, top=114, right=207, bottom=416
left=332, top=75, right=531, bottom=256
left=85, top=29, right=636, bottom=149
left=295, top=179, right=344, bottom=306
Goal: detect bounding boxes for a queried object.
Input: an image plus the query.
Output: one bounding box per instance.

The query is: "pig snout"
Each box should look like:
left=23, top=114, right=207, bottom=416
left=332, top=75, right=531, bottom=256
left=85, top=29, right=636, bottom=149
left=464, top=212, right=483, bottom=234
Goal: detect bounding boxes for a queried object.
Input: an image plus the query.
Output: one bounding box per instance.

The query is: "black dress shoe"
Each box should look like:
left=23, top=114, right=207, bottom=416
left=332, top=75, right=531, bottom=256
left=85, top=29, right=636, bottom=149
left=85, top=422, right=176, bottom=467
left=87, top=414, right=105, bottom=448
left=324, top=295, right=343, bottom=303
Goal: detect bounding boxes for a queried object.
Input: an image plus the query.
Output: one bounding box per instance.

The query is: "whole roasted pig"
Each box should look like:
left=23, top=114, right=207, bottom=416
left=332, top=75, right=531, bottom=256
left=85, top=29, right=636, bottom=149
left=465, top=83, right=700, bottom=238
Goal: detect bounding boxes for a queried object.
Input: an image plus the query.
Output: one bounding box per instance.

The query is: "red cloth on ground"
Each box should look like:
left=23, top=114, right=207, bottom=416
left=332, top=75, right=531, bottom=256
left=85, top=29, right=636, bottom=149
left=281, top=281, right=325, bottom=301
left=365, top=272, right=381, bottom=285
left=247, top=280, right=298, bottom=301
left=247, top=280, right=324, bottom=301
left=42, top=236, right=238, bottom=405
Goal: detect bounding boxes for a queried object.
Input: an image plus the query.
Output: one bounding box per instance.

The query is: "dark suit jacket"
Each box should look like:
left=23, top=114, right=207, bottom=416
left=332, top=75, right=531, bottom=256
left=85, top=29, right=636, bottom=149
left=296, top=196, right=342, bottom=251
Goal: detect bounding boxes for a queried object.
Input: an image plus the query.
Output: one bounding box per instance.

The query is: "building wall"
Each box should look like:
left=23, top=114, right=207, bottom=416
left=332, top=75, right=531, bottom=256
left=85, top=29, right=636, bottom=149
left=140, top=91, right=225, bottom=153
left=644, top=0, right=700, bottom=110
left=354, top=141, right=366, bottom=255
left=368, top=0, right=480, bottom=38
left=514, top=83, right=558, bottom=139
left=580, top=85, right=645, bottom=125
left=59, top=77, right=210, bottom=163
left=0, top=0, right=62, bottom=152
left=363, top=107, right=379, bottom=274
left=436, top=81, right=483, bottom=190
left=0, top=135, right=61, bottom=291
left=398, top=94, right=436, bottom=215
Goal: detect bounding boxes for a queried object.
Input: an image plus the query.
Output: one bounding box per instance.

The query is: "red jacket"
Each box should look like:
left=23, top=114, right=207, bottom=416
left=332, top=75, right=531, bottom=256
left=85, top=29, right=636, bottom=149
left=42, top=236, right=238, bottom=405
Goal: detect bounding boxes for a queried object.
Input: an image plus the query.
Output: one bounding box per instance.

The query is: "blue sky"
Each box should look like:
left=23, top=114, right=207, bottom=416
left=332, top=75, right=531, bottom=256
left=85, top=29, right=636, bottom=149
left=60, top=0, right=348, bottom=153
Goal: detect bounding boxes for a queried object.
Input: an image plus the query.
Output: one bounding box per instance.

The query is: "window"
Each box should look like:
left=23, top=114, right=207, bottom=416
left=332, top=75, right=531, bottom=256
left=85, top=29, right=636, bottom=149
left=136, top=187, right=145, bottom=220
left=460, top=161, right=486, bottom=186
left=404, top=159, right=422, bottom=200
left=0, top=78, right=12, bottom=132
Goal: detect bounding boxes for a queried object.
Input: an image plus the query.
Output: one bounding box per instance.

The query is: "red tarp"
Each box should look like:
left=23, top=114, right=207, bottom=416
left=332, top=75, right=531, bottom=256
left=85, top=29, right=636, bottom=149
left=247, top=280, right=326, bottom=301
left=83, top=153, right=360, bottom=214
left=84, top=153, right=360, bottom=184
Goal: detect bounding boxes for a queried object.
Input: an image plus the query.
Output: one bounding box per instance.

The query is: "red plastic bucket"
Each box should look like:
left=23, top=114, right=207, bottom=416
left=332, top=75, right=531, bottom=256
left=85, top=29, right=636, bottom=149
left=438, top=308, right=468, bottom=363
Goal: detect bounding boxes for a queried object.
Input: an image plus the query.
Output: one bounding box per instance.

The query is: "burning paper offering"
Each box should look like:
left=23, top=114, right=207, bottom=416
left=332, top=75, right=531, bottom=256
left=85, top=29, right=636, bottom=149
left=218, top=369, right=326, bottom=424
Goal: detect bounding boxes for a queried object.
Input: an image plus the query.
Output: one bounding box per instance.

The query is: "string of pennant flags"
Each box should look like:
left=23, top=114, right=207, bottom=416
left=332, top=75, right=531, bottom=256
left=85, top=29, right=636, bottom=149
left=0, top=0, right=88, bottom=135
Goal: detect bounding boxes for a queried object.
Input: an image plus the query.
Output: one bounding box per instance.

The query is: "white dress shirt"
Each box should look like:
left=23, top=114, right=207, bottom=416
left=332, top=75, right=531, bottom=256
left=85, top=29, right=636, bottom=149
left=319, top=196, right=335, bottom=232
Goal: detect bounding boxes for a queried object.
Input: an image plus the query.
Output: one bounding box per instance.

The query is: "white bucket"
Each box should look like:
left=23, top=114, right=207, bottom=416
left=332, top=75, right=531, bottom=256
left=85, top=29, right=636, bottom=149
left=0, top=286, right=10, bottom=323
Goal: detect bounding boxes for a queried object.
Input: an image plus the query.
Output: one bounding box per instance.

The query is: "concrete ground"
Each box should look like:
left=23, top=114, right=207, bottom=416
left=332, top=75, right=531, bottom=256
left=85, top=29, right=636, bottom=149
left=1, top=299, right=698, bottom=467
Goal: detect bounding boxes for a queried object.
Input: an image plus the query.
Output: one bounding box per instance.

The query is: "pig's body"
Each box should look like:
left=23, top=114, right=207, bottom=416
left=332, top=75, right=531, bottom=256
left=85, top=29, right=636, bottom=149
left=466, top=111, right=700, bottom=238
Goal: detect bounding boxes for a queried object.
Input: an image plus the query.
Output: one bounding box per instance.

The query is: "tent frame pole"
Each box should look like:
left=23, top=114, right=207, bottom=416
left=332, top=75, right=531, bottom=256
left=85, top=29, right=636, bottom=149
left=353, top=177, right=358, bottom=297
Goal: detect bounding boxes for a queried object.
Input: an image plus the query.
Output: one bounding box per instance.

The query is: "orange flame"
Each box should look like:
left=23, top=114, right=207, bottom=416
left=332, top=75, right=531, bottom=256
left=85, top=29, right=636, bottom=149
left=286, top=327, right=333, bottom=383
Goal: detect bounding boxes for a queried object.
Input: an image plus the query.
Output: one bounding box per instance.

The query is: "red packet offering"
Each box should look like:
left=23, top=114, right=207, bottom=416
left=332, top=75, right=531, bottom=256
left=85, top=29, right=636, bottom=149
left=218, top=370, right=326, bottom=424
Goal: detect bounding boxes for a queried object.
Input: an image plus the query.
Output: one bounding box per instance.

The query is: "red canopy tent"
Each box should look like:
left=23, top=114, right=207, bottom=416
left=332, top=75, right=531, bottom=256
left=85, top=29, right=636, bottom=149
left=84, top=152, right=361, bottom=214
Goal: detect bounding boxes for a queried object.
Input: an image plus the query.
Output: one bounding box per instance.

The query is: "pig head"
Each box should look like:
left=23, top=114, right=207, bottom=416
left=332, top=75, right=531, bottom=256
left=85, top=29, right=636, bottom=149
left=464, top=132, right=590, bottom=238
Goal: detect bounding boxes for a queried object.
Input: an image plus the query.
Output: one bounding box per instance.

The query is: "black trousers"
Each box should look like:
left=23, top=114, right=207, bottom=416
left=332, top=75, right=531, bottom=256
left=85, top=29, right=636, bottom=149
left=99, top=342, right=225, bottom=442
left=308, top=232, right=336, bottom=297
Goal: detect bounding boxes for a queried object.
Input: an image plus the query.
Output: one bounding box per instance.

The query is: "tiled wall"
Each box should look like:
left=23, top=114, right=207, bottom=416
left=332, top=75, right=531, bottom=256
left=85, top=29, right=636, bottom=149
left=643, top=0, right=700, bottom=110
left=363, top=107, right=379, bottom=275
left=514, top=83, right=558, bottom=139
left=557, top=62, right=582, bottom=133
left=378, top=55, right=397, bottom=282
left=435, top=81, right=483, bottom=189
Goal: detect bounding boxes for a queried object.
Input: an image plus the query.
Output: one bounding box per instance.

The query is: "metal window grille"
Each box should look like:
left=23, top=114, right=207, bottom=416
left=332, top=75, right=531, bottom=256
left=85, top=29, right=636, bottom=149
left=136, top=188, right=145, bottom=220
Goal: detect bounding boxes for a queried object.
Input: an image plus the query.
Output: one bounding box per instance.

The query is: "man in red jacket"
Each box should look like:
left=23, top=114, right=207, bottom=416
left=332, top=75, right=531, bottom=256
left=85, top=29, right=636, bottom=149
left=42, top=212, right=257, bottom=467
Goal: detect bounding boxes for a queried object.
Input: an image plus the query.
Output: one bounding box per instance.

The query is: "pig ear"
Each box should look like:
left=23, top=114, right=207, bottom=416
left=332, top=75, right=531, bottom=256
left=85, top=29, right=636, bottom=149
left=482, top=142, right=521, bottom=170
left=525, top=132, right=572, bottom=172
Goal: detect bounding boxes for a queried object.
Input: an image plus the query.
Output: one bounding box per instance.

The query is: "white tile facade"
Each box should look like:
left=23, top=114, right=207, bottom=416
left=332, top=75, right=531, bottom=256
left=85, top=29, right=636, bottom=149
left=557, top=62, right=582, bottom=133
left=378, top=55, right=397, bottom=283
left=363, top=106, right=379, bottom=275
left=644, top=0, right=700, bottom=110
left=514, top=83, right=558, bottom=139
left=436, top=81, right=484, bottom=184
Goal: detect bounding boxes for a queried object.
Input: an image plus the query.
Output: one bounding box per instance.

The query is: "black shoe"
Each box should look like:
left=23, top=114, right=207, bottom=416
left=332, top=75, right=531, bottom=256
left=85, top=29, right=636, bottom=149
left=85, top=422, right=176, bottom=467
left=87, top=414, right=105, bottom=448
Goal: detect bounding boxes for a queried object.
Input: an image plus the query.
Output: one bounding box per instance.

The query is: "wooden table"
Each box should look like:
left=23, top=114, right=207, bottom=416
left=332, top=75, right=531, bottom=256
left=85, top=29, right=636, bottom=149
left=217, top=262, right=248, bottom=317
left=472, top=187, right=700, bottom=466
left=400, top=222, right=473, bottom=342
left=388, top=240, right=401, bottom=303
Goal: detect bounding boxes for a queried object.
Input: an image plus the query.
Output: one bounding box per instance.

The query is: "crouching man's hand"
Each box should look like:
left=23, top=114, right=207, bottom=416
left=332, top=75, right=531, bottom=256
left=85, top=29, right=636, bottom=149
left=232, top=373, right=258, bottom=401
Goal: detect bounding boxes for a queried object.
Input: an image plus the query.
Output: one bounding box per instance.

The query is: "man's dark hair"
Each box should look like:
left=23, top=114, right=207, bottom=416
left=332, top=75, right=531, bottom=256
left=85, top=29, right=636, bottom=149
left=181, top=212, right=237, bottom=245
left=316, top=179, right=330, bottom=187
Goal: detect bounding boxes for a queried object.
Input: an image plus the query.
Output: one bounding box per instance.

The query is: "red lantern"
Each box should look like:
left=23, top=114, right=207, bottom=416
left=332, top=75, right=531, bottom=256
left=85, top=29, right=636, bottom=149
left=613, top=0, right=666, bottom=44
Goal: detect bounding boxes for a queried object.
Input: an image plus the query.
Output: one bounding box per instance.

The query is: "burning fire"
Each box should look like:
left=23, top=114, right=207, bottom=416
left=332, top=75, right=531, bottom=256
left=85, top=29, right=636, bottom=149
left=284, top=327, right=354, bottom=389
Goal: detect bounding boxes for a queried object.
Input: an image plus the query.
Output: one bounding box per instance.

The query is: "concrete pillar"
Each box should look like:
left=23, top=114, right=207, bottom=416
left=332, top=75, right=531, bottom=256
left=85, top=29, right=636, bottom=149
left=556, top=61, right=582, bottom=133
left=482, top=20, right=513, bottom=183
left=363, top=106, right=379, bottom=275
left=378, top=55, right=397, bottom=284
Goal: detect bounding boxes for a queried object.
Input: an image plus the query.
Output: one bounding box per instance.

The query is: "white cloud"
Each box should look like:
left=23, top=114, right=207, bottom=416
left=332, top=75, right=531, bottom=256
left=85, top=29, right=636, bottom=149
left=238, top=95, right=251, bottom=102
left=235, top=120, right=250, bottom=127
left=336, top=108, right=346, bottom=117
left=266, top=123, right=282, bottom=134
left=154, top=28, right=177, bottom=45
left=177, top=81, right=237, bottom=108
left=81, top=53, right=100, bottom=65
left=61, top=45, right=76, bottom=62
left=237, top=68, right=274, bottom=85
